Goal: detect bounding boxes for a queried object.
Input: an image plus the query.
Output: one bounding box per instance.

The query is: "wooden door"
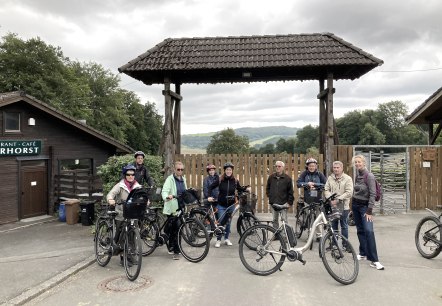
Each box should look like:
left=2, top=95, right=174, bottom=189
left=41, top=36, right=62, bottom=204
left=21, top=161, right=48, bottom=218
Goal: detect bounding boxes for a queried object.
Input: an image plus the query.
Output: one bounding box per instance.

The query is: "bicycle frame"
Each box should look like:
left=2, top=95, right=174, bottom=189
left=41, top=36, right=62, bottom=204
left=268, top=210, right=329, bottom=256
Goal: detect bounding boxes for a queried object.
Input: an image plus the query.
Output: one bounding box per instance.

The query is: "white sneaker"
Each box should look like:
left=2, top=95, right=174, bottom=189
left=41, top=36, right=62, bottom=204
left=370, top=261, right=385, bottom=270
left=357, top=255, right=367, bottom=261
left=215, top=240, right=221, bottom=248
left=224, top=239, right=233, bottom=246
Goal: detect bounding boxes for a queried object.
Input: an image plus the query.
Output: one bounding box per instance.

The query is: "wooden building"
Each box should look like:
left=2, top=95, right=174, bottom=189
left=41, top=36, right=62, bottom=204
left=0, top=91, right=132, bottom=224
left=406, top=85, right=442, bottom=144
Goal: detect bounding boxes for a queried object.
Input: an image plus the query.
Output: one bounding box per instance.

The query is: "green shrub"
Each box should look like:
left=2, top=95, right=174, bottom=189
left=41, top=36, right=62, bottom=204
left=97, top=154, right=164, bottom=196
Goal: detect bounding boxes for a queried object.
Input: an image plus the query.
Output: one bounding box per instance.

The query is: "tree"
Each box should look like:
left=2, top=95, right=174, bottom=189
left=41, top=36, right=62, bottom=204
left=275, top=137, right=297, bottom=153
left=0, top=33, right=164, bottom=151
left=295, top=125, right=319, bottom=153
left=206, top=128, right=250, bottom=154
left=358, top=122, right=386, bottom=145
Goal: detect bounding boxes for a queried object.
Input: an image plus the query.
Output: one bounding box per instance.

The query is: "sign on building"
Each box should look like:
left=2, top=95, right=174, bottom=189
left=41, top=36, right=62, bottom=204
left=0, top=140, right=42, bottom=156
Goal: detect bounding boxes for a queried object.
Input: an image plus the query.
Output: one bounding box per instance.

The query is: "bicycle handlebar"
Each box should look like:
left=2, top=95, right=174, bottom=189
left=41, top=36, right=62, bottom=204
left=300, top=182, right=324, bottom=190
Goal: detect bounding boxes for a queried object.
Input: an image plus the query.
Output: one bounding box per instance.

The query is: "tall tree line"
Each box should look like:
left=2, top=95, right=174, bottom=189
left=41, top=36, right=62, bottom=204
left=0, top=33, right=162, bottom=154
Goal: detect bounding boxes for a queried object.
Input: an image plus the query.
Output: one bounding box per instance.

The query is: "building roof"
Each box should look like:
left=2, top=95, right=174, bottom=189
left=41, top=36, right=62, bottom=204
left=0, top=91, right=133, bottom=153
left=406, top=86, right=442, bottom=124
left=119, top=33, right=383, bottom=85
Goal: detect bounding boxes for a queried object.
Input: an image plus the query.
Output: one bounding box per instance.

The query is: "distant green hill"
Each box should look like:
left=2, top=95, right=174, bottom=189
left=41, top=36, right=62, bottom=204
left=181, top=126, right=299, bottom=149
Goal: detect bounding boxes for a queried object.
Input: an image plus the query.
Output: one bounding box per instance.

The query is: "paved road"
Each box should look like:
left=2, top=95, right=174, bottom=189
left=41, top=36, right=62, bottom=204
left=2, top=211, right=442, bottom=306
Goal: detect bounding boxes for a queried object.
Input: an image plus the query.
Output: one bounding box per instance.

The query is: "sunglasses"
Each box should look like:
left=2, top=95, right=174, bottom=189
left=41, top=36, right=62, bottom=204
left=176, top=168, right=184, bottom=171
left=275, top=165, right=283, bottom=168
left=125, top=173, right=135, bottom=177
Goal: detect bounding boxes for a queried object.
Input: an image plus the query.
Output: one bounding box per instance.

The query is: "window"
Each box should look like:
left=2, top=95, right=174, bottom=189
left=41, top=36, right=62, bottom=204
left=59, top=158, right=93, bottom=174
left=4, top=112, right=21, bottom=132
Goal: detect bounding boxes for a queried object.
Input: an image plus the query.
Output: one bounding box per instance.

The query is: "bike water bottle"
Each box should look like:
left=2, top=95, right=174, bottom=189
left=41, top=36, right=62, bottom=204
left=285, top=224, right=297, bottom=247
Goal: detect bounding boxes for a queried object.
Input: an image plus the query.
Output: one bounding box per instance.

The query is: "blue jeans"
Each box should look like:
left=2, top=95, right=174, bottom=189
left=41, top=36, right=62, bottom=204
left=216, top=205, right=235, bottom=240
left=332, top=209, right=349, bottom=243
left=352, top=201, right=379, bottom=262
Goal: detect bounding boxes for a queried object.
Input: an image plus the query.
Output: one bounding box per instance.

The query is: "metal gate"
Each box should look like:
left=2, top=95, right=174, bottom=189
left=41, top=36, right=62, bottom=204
left=355, top=147, right=407, bottom=214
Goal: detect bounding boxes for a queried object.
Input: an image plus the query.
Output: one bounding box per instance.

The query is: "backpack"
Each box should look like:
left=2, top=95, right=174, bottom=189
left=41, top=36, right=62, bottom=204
left=363, top=173, right=382, bottom=202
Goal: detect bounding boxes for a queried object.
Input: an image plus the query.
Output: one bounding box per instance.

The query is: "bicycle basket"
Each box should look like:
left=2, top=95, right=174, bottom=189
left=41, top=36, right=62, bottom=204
left=123, top=188, right=148, bottom=219
left=239, top=192, right=257, bottom=213
left=325, top=200, right=343, bottom=222
left=149, top=187, right=163, bottom=202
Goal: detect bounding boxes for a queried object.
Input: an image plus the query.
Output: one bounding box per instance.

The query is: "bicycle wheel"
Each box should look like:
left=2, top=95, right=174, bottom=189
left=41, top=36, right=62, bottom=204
left=238, top=224, right=286, bottom=276
left=178, top=218, right=210, bottom=263
left=415, top=216, right=441, bottom=259
left=124, top=227, right=143, bottom=281
left=139, top=219, right=159, bottom=256
left=190, top=209, right=215, bottom=239
left=237, top=213, right=260, bottom=236
left=295, top=209, right=307, bottom=239
left=320, top=231, right=358, bottom=285
left=94, top=220, right=112, bottom=267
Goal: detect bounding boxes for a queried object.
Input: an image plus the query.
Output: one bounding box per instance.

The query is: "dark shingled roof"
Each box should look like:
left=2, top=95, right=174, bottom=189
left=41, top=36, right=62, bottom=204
left=406, top=86, right=442, bottom=124
left=119, top=33, right=383, bottom=85
left=0, top=91, right=133, bottom=153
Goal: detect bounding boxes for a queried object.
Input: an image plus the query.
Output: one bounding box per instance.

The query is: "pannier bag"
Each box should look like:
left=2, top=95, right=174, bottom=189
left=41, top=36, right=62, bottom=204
left=182, top=188, right=201, bottom=206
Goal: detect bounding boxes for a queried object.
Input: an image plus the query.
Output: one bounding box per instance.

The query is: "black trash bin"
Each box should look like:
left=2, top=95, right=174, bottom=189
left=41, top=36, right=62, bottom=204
left=80, top=200, right=95, bottom=226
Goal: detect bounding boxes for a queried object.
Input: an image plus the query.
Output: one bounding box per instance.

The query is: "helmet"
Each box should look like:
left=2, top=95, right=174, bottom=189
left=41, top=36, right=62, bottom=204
left=305, top=158, right=318, bottom=167
left=134, top=151, right=145, bottom=158
left=122, top=164, right=136, bottom=175
left=223, top=162, right=234, bottom=170
left=206, top=164, right=216, bottom=172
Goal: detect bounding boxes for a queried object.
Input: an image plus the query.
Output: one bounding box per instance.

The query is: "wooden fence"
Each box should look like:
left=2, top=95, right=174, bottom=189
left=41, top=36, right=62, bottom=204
left=409, top=147, right=442, bottom=210
left=174, top=153, right=324, bottom=213
left=54, top=170, right=103, bottom=201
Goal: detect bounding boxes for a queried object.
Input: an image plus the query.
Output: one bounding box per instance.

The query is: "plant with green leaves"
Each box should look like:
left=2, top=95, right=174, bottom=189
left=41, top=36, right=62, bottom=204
left=97, top=154, right=163, bottom=196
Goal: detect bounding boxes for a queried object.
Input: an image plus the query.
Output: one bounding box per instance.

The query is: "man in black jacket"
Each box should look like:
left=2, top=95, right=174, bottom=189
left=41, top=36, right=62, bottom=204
left=266, top=161, right=294, bottom=228
left=132, top=151, right=154, bottom=187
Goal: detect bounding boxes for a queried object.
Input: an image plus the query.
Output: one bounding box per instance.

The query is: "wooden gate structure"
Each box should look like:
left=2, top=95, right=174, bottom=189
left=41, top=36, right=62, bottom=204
left=119, top=33, right=383, bottom=176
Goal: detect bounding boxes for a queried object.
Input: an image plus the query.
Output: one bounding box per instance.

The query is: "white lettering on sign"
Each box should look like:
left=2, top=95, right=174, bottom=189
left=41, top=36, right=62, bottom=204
left=31, top=181, right=37, bottom=186
left=0, top=140, right=41, bottom=156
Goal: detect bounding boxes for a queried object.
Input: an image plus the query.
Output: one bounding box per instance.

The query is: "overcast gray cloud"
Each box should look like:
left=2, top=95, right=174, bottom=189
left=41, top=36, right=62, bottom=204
left=1, top=0, right=441, bottom=134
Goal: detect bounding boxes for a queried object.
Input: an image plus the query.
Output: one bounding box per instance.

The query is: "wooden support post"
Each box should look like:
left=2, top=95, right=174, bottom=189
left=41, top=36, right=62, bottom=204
left=175, top=83, right=181, bottom=154
left=325, top=74, right=334, bottom=176
left=160, top=78, right=176, bottom=176
left=318, top=79, right=326, bottom=155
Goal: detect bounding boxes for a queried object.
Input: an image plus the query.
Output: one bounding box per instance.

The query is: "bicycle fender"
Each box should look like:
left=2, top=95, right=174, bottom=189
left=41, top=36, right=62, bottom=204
left=425, top=208, right=439, bottom=218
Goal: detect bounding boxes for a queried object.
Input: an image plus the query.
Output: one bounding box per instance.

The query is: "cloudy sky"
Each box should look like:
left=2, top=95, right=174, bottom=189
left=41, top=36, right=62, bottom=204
left=1, top=0, right=441, bottom=134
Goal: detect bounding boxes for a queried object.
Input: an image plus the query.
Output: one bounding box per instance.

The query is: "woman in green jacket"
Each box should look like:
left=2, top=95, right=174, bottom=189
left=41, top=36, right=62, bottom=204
left=161, top=161, right=187, bottom=259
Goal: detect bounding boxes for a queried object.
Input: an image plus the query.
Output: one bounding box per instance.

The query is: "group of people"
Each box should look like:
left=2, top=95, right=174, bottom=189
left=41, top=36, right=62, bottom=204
left=265, top=156, right=384, bottom=271
left=105, top=151, right=384, bottom=270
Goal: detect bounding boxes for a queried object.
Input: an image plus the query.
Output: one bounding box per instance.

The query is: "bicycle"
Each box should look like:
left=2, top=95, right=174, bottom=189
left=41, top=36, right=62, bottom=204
left=94, top=202, right=144, bottom=281
left=139, top=192, right=210, bottom=262
left=295, top=183, right=324, bottom=241
left=190, top=191, right=260, bottom=245
left=415, top=206, right=442, bottom=259
left=238, top=193, right=359, bottom=285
